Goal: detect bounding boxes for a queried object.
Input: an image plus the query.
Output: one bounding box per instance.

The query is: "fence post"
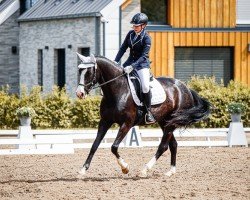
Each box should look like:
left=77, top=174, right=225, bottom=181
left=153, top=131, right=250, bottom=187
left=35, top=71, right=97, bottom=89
left=227, top=122, right=248, bottom=147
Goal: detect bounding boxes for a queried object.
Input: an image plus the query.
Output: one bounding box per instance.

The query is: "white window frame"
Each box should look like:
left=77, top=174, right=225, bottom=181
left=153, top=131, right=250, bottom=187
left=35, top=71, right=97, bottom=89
left=236, top=0, right=250, bottom=25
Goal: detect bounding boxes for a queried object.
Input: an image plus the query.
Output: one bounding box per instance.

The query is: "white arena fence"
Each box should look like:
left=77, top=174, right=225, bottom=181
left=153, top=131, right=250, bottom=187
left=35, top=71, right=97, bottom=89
left=0, top=126, right=249, bottom=155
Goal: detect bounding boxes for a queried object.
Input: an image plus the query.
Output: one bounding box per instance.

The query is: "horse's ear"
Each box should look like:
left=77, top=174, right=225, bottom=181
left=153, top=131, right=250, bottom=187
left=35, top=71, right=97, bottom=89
left=76, top=52, right=90, bottom=63
left=90, top=54, right=96, bottom=63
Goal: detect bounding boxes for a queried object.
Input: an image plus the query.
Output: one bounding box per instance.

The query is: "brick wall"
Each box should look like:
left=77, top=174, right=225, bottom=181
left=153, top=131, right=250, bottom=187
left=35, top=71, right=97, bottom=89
left=0, top=11, right=20, bottom=93
left=19, top=17, right=96, bottom=97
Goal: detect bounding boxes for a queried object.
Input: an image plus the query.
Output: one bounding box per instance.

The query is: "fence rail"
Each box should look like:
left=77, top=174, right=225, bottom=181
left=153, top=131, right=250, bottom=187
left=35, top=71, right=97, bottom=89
left=0, top=126, right=249, bottom=155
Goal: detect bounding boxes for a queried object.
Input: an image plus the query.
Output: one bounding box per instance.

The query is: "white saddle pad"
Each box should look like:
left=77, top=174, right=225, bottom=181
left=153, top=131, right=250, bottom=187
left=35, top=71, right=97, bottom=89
left=127, top=75, right=166, bottom=106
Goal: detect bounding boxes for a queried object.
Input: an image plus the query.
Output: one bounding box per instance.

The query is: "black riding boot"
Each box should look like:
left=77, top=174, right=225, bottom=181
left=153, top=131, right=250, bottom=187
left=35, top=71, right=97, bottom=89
left=143, top=91, right=156, bottom=124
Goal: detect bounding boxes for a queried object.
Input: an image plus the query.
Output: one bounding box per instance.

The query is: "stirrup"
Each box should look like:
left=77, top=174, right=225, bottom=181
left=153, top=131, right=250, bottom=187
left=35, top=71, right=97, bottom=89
left=145, top=112, right=156, bottom=124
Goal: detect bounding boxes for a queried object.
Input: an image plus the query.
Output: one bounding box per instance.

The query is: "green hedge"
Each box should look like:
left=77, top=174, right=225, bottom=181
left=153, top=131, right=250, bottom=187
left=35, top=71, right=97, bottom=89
left=188, top=77, right=250, bottom=128
left=0, top=77, right=249, bottom=129
left=0, top=86, right=102, bottom=129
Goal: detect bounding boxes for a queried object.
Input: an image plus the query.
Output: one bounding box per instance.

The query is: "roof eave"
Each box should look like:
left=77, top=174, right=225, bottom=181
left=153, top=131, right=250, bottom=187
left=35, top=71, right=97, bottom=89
left=18, top=12, right=101, bottom=22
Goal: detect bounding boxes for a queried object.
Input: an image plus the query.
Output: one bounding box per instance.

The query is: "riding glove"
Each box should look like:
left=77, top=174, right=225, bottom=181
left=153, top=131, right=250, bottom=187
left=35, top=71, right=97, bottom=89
left=124, top=65, right=133, bottom=74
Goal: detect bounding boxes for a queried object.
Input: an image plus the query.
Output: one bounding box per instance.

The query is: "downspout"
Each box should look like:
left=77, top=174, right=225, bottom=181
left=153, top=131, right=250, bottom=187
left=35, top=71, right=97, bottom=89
left=95, top=16, right=101, bottom=55
left=119, top=6, right=122, bottom=47
left=102, top=20, right=106, bottom=56
left=100, top=16, right=108, bottom=56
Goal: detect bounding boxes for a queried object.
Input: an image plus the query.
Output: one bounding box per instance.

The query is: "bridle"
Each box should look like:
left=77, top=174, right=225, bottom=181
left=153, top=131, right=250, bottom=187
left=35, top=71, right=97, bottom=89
left=78, top=62, right=97, bottom=93
left=78, top=62, right=126, bottom=94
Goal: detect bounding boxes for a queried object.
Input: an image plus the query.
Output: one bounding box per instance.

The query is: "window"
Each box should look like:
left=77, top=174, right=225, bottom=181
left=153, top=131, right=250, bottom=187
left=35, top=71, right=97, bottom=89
left=54, top=49, right=66, bottom=88
left=80, top=47, right=90, bottom=57
left=20, top=0, right=39, bottom=14
left=141, top=0, right=168, bottom=25
left=77, top=47, right=90, bottom=64
left=38, top=49, right=43, bottom=88
left=236, top=0, right=250, bottom=25
left=175, top=47, right=234, bottom=85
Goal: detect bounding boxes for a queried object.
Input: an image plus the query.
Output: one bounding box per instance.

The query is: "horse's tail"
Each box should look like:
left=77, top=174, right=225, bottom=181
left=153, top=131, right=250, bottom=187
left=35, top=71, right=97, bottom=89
left=166, top=89, right=211, bottom=127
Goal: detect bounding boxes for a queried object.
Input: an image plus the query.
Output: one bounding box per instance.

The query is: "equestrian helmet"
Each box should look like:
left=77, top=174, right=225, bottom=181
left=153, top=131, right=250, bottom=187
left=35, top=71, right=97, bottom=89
left=130, top=13, right=148, bottom=26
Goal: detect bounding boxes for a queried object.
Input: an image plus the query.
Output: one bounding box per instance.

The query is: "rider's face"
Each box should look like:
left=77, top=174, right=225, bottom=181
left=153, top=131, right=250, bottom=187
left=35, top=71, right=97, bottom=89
left=133, top=24, right=146, bottom=33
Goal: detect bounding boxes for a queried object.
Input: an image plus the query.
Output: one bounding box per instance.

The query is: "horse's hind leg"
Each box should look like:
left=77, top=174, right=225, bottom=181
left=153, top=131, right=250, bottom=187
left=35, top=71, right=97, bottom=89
left=111, top=123, right=132, bottom=174
left=165, top=134, right=177, bottom=176
left=79, top=119, right=112, bottom=175
left=141, top=124, right=176, bottom=177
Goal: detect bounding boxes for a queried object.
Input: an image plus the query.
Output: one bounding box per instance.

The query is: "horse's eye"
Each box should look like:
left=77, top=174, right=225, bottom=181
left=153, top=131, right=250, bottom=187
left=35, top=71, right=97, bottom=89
left=85, top=69, right=92, bottom=77
left=78, top=69, right=83, bottom=74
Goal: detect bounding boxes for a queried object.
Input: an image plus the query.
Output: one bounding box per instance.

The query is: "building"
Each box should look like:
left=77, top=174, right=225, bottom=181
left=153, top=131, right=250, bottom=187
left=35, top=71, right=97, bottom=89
left=18, top=0, right=125, bottom=96
left=0, top=0, right=20, bottom=94
left=0, top=0, right=126, bottom=96
left=139, top=0, right=250, bottom=86
left=0, top=0, right=249, bottom=96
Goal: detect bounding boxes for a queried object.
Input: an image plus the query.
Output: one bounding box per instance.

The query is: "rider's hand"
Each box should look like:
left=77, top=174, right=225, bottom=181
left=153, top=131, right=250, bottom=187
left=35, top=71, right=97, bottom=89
left=124, top=65, right=133, bottom=74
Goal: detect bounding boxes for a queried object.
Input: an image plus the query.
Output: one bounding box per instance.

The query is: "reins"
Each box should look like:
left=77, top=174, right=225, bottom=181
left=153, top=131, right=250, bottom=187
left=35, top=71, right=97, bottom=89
left=78, top=62, right=126, bottom=92
left=92, top=72, right=126, bottom=89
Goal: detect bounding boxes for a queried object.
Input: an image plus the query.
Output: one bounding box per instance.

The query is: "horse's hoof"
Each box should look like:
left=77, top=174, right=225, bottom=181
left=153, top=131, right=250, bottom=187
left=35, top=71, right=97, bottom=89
left=165, top=170, right=176, bottom=177
left=140, top=167, right=148, bottom=177
left=122, top=165, right=129, bottom=174
left=78, top=167, right=86, bottom=176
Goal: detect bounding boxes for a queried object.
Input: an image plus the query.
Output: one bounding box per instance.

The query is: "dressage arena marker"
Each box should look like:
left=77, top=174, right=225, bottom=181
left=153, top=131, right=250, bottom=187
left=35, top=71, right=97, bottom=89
left=0, top=125, right=248, bottom=155
left=228, top=122, right=248, bottom=147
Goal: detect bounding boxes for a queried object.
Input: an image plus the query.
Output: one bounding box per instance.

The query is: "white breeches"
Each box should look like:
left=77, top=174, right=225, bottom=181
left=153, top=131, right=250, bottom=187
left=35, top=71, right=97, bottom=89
left=137, top=68, right=150, bottom=93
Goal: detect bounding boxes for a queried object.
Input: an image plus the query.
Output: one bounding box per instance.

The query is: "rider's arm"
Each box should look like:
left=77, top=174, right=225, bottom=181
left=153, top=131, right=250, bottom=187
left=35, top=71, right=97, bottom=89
left=131, top=35, right=151, bottom=68
left=114, top=31, right=131, bottom=63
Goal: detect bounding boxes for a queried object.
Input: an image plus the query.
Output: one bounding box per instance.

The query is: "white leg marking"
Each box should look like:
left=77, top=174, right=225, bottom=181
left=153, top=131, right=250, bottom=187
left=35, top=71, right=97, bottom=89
left=141, top=156, right=156, bottom=177
left=117, top=158, right=129, bottom=174
left=165, top=165, right=176, bottom=177
left=117, top=158, right=128, bottom=169
left=146, top=156, right=157, bottom=170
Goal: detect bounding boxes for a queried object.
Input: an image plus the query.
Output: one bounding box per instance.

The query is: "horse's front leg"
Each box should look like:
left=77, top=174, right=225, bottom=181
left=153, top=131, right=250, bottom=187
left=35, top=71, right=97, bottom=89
left=79, top=119, right=112, bottom=175
left=111, top=123, right=132, bottom=174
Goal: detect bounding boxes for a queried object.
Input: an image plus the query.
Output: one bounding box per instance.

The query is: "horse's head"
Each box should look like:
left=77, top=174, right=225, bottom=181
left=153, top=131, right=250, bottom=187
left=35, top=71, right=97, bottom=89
left=76, top=53, right=97, bottom=99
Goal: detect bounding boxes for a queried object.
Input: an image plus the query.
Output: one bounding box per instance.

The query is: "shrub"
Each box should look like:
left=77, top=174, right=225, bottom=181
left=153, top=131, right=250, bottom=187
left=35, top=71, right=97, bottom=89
left=42, top=86, right=72, bottom=128
left=0, top=78, right=249, bottom=129
left=0, top=86, right=20, bottom=129
left=188, top=77, right=250, bottom=128
left=71, top=96, right=101, bottom=128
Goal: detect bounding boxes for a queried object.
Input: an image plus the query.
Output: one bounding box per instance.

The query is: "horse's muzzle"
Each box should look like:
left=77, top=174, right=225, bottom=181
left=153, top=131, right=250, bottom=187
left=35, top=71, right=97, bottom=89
left=76, top=91, right=86, bottom=99
left=76, top=85, right=86, bottom=99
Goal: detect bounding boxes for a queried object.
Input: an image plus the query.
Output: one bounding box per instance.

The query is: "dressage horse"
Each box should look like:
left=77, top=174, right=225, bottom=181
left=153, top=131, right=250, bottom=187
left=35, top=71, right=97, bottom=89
left=76, top=54, right=211, bottom=177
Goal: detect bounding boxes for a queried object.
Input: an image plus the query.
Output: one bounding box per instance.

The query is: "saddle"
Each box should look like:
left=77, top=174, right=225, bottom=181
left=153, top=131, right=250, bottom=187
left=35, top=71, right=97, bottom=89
left=127, top=71, right=166, bottom=107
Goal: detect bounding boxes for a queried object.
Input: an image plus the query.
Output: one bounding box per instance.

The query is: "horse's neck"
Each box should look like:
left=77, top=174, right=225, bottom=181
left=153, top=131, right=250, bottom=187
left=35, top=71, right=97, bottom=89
left=96, top=58, right=122, bottom=79
left=97, top=57, right=122, bottom=84
left=96, top=57, right=126, bottom=96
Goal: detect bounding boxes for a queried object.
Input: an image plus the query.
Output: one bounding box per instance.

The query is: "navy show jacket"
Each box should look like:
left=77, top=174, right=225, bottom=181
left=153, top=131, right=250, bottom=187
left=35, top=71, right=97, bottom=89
left=114, top=29, right=151, bottom=70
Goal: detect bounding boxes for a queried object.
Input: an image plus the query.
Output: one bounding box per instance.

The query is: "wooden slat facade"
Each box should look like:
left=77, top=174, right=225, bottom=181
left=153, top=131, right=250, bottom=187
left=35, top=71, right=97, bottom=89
left=146, top=0, right=249, bottom=86
left=148, top=31, right=250, bottom=86
left=169, top=0, right=236, bottom=28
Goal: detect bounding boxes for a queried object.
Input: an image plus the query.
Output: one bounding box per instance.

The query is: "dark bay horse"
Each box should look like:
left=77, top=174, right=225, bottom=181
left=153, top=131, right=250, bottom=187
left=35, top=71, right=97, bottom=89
left=76, top=53, right=211, bottom=177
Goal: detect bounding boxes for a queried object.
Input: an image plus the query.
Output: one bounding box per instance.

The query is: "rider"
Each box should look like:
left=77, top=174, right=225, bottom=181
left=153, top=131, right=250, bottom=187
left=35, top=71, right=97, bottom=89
left=114, top=13, right=155, bottom=124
